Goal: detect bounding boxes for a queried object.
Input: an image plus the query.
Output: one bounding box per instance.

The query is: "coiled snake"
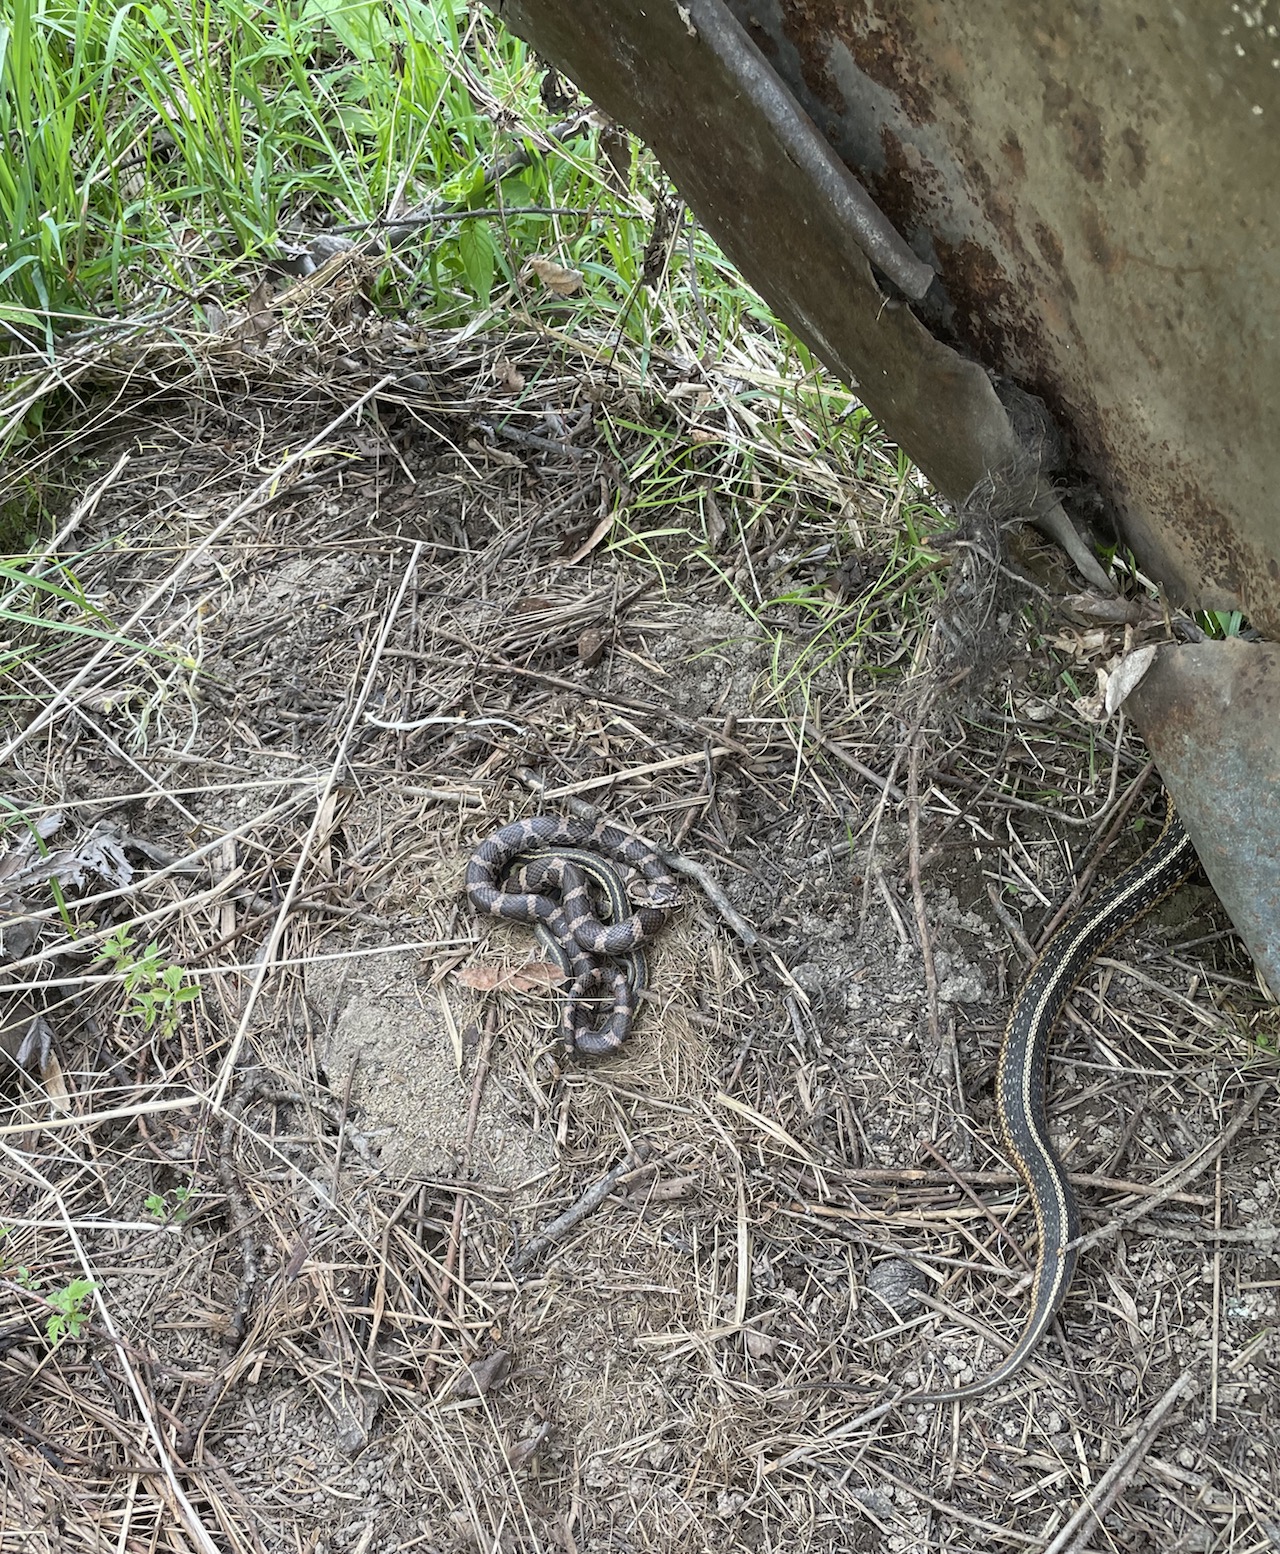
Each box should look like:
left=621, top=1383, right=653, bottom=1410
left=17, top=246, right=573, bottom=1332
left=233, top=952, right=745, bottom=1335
left=466, top=815, right=678, bottom=1056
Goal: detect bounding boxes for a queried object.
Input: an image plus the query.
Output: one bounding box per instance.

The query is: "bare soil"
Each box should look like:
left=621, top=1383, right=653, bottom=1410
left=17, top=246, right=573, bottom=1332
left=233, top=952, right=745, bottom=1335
left=2, top=321, right=1277, bottom=1554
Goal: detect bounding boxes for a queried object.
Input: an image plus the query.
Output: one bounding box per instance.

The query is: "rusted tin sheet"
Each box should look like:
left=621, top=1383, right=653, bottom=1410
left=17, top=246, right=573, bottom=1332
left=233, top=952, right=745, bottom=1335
left=1127, top=642, right=1280, bottom=998
left=502, top=0, right=1280, bottom=635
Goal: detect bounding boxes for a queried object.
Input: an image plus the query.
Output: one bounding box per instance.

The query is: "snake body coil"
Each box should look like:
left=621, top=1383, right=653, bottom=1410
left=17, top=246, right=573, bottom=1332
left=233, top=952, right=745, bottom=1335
left=913, top=802, right=1198, bottom=1402
left=467, top=815, right=677, bottom=1056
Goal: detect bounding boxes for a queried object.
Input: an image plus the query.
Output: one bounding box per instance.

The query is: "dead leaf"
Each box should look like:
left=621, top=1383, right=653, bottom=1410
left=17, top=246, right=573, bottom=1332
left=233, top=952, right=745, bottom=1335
left=314, top=787, right=340, bottom=878
left=0, top=910, right=37, bottom=963
left=1050, top=627, right=1108, bottom=660
left=598, top=123, right=632, bottom=194
left=703, top=488, right=726, bottom=551
left=465, top=439, right=524, bottom=468
left=565, top=510, right=616, bottom=566
left=51, top=821, right=134, bottom=890
left=39, top=1050, right=69, bottom=1113
left=505, top=1420, right=552, bottom=1469
left=632, top=1174, right=700, bottom=1203
left=457, top=961, right=563, bottom=993
left=244, top=278, right=277, bottom=341
left=1105, top=645, right=1159, bottom=714
left=1062, top=592, right=1147, bottom=625
left=641, top=197, right=675, bottom=287
left=83, top=686, right=143, bottom=714
left=0, top=817, right=132, bottom=892
left=577, top=628, right=605, bottom=668
left=1071, top=671, right=1107, bottom=723
left=745, top=1330, right=777, bottom=1360
left=527, top=256, right=583, bottom=297
left=0, top=998, right=49, bottom=1071
left=0, top=814, right=63, bottom=885
left=493, top=358, right=525, bottom=393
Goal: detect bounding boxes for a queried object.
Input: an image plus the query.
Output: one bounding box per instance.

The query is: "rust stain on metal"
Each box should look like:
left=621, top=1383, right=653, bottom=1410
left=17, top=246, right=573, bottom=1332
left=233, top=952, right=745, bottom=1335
left=1042, top=80, right=1106, bottom=184
left=1119, top=126, right=1148, bottom=187
left=872, top=127, right=940, bottom=264
left=739, top=0, right=1280, bottom=633
left=999, top=133, right=1027, bottom=182
left=795, top=0, right=937, bottom=130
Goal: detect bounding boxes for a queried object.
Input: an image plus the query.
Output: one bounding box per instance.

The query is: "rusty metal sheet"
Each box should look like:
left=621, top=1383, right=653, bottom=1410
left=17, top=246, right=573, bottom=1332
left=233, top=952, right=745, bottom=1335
left=500, top=0, right=1026, bottom=506
left=503, top=0, right=1280, bottom=634
left=1127, top=640, right=1280, bottom=997
left=725, top=0, right=1280, bottom=634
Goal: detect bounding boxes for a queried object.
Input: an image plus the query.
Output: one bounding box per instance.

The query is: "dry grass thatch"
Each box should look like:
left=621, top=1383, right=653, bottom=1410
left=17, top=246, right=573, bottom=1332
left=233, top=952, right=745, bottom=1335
left=1, top=288, right=1278, bottom=1554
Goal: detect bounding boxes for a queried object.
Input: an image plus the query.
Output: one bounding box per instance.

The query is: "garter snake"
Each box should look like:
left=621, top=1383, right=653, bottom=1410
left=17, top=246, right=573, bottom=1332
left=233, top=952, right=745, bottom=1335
left=914, top=800, right=1199, bottom=1402
left=466, top=815, right=677, bottom=1056
left=507, top=849, right=650, bottom=1056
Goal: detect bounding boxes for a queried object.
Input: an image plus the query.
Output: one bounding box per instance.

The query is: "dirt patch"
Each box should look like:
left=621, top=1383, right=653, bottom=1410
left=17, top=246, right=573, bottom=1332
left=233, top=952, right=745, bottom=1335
left=2, top=329, right=1277, bottom=1554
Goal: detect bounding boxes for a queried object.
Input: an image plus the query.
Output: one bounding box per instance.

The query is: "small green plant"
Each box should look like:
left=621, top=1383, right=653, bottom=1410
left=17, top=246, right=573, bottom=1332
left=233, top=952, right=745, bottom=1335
left=1, top=1233, right=97, bottom=1345
left=92, top=928, right=200, bottom=1039
left=44, top=1279, right=96, bottom=1345
left=144, top=1184, right=196, bottom=1224
left=1195, top=608, right=1248, bottom=640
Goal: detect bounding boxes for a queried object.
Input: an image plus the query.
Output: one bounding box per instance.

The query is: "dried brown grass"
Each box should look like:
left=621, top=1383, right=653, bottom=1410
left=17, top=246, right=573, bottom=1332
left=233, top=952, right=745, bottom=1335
left=1, top=286, right=1277, bottom=1554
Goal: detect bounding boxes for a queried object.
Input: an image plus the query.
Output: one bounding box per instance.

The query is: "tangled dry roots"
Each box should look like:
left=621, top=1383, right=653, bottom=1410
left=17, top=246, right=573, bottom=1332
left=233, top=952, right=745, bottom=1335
left=928, top=380, right=1070, bottom=698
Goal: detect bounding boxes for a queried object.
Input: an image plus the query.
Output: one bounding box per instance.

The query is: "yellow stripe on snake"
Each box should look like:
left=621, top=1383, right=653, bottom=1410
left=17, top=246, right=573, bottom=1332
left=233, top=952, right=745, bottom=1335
left=911, top=801, right=1197, bottom=1401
